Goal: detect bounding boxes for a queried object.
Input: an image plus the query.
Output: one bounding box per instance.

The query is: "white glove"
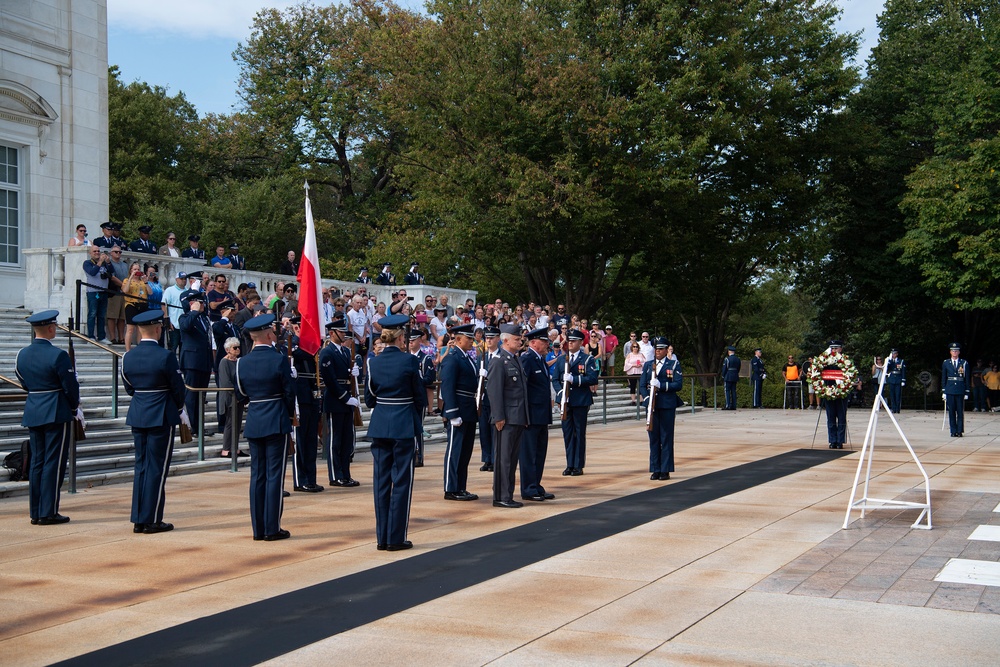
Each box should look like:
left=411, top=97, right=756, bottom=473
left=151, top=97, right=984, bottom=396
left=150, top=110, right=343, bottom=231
left=75, top=406, right=86, bottom=430
left=450, top=417, right=463, bottom=427
left=901, top=381, right=906, bottom=386
left=290, top=366, right=298, bottom=379
left=941, top=394, right=946, bottom=402
left=346, top=397, right=360, bottom=408
left=479, top=367, right=489, bottom=378
left=180, top=408, right=191, bottom=429
left=351, top=365, right=360, bottom=377
left=650, top=377, right=661, bottom=389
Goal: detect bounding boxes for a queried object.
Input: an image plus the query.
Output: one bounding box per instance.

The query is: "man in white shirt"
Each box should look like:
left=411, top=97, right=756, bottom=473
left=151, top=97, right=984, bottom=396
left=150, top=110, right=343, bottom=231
left=162, top=272, right=187, bottom=354
left=535, top=306, right=549, bottom=329
left=639, top=332, right=655, bottom=362
left=346, top=296, right=370, bottom=353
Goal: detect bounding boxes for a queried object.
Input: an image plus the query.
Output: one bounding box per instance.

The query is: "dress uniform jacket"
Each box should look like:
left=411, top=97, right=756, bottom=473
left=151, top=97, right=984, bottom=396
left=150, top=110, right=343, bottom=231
left=122, top=340, right=186, bottom=526
left=439, top=347, right=479, bottom=494
left=886, top=357, right=905, bottom=413
left=404, top=271, right=423, bottom=285
left=179, top=309, right=214, bottom=422
left=129, top=238, right=158, bottom=254
left=942, top=357, right=970, bottom=437
left=181, top=247, right=206, bottom=260
left=487, top=348, right=528, bottom=503
left=558, top=350, right=599, bottom=470
left=750, top=356, right=765, bottom=408
left=212, top=318, right=239, bottom=370
left=15, top=338, right=81, bottom=522
left=477, top=350, right=496, bottom=466
left=290, top=336, right=321, bottom=488
left=721, top=354, right=741, bottom=409
left=414, top=349, right=435, bottom=466
left=639, top=357, right=683, bottom=475
left=320, top=342, right=358, bottom=483
left=520, top=348, right=552, bottom=498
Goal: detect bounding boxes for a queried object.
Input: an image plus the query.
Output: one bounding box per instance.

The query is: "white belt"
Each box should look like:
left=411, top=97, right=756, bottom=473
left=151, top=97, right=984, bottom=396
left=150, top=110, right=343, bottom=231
left=250, top=396, right=283, bottom=404
left=29, top=389, right=61, bottom=394
left=378, top=397, right=412, bottom=405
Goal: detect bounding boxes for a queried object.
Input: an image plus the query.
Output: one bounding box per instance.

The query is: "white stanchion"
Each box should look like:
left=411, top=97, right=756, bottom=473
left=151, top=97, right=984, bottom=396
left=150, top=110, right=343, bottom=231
left=843, top=353, right=932, bottom=530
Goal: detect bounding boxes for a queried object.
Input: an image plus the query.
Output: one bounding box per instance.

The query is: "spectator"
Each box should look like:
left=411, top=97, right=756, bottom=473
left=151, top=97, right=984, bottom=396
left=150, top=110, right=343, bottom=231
left=279, top=250, right=298, bottom=276
left=210, top=246, right=232, bottom=268
left=265, top=282, right=285, bottom=312
left=638, top=332, right=654, bottom=362
left=347, top=295, right=370, bottom=355
left=984, top=363, right=1000, bottom=411
left=548, top=340, right=565, bottom=401
left=161, top=272, right=187, bottom=353
left=623, top=341, right=644, bottom=405
left=129, top=225, right=157, bottom=254
left=82, top=246, right=111, bottom=342
left=181, top=234, right=205, bottom=260
left=585, top=325, right=604, bottom=373
left=552, top=304, right=570, bottom=329
left=802, top=356, right=817, bottom=409
left=217, top=337, right=247, bottom=459
left=430, top=305, right=449, bottom=343
left=68, top=223, right=90, bottom=247
left=439, top=294, right=454, bottom=318
left=228, top=244, right=246, bottom=270
left=603, top=325, right=618, bottom=375
left=536, top=306, right=549, bottom=329
left=121, top=260, right=152, bottom=351
left=371, top=300, right=388, bottom=338
left=206, top=274, right=238, bottom=322
left=389, top=289, right=411, bottom=315
left=423, top=294, right=437, bottom=313
left=158, top=232, right=180, bottom=257
left=412, top=303, right=428, bottom=327
left=106, top=247, right=129, bottom=345
left=145, top=264, right=163, bottom=311
left=279, top=283, right=298, bottom=318
left=783, top=355, right=801, bottom=408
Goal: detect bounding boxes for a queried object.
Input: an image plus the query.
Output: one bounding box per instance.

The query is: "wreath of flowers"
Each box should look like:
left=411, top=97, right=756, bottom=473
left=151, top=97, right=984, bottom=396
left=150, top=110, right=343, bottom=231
left=807, top=350, right=859, bottom=400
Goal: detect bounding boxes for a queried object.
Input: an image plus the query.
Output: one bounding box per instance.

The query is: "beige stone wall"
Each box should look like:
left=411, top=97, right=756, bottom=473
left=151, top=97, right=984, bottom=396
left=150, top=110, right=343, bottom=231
left=0, top=0, right=108, bottom=307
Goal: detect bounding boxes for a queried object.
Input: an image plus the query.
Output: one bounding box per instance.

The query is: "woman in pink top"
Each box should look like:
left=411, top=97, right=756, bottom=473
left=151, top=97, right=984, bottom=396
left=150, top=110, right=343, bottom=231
left=623, top=342, right=645, bottom=405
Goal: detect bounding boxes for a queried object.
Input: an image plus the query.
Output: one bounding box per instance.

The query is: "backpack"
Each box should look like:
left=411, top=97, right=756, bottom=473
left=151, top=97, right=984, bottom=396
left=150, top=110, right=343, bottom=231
left=3, top=440, right=30, bottom=482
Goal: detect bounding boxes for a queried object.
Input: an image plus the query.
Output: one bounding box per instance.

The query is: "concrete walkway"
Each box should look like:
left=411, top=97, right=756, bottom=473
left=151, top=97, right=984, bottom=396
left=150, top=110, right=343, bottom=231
left=2, top=406, right=1000, bottom=665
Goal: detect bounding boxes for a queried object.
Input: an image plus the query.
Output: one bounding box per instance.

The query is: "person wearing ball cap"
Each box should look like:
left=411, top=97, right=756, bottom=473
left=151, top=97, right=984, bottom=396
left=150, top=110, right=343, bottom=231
left=639, top=337, right=683, bottom=481
left=15, top=310, right=82, bottom=526
left=121, top=309, right=187, bottom=534
left=235, top=313, right=296, bottom=541
left=558, top=328, right=599, bottom=476
left=942, top=342, right=970, bottom=437
left=363, top=313, right=426, bottom=551
left=439, top=323, right=480, bottom=502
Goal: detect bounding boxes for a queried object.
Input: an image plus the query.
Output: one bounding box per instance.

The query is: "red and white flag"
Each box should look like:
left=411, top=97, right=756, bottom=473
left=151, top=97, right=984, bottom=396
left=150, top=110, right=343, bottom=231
left=296, top=181, right=323, bottom=355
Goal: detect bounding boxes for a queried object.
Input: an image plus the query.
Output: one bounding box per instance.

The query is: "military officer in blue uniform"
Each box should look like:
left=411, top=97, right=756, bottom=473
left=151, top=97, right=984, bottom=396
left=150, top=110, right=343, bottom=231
left=364, top=314, right=426, bottom=551
left=374, top=261, right=396, bottom=286
left=486, top=324, right=528, bottom=508
left=235, top=314, right=295, bottom=541
left=477, top=326, right=500, bottom=472
left=320, top=317, right=362, bottom=486
left=639, top=337, right=683, bottom=480
left=15, top=310, right=81, bottom=525
left=403, top=261, right=424, bottom=285
left=558, top=328, right=599, bottom=476
left=110, top=223, right=129, bottom=248
left=287, top=316, right=325, bottom=493
left=228, top=243, right=246, bottom=270
left=824, top=340, right=849, bottom=449
left=750, top=348, right=766, bottom=408
left=408, top=327, right=436, bottom=468
left=721, top=346, right=740, bottom=410
left=211, top=301, right=239, bottom=371
left=129, top=225, right=158, bottom=254
left=439, top=323, right=480, bottom=500
left=178, top=291, right=213, bottom=429
left=122, top=310, right=187, bottom=534
left=886, top=349, right=906, bottom=413
left=92, top=221, right=117, bottom=249
left=181, top=234, right=206, bottom=260
left=942, top=343, right=969, bottom=437
left=520, top=327, right=554, bottom=501
left=355, top=266, right=371, bottom=284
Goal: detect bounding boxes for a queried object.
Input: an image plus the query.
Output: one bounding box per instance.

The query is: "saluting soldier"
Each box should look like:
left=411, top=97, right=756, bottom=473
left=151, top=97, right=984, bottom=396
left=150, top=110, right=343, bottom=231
left=364, top=314, right=427, bottom=551
left=408, top=328, right=436, bottom=467
left=639, top=338, right=683, bottom=480
left=211, top=301, right=238, bottom=371
left=375, top=261, right=396, bottom=286
left=235, top=314, right=296, bottom=541
left=558, top=328, right=599, bottom=476
left=178, top=291, right=213, bottom=427
left=721, top=346, right=740, bottom=410
left=886, top=349, right=906, bottom=414
left=122, top=310, right=187, bottom=534
left=289, top=316, right=325, bottom=493
left=319, top=317, right=362, bottom=487
left=439, top=323, right=480, bottom=501
left=486, top=324, right=528, bottom=507
left=477, top=326, right=500, bottom=472
left=15, top=310, right=81, bottom=526
left=520, top=327, right=555, bottom=501
left=750, top=348, right=766, bottom=409
left=942, top=343, right=970, bottom=437
left=355, top=266, right=372, bottom=284
left=403, top=261, right=424, bottom=285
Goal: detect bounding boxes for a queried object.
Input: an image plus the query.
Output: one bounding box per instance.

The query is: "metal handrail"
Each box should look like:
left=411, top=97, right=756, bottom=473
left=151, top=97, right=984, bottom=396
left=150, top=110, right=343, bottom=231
left=58, top=324, right=123, bottom=358
left=57, top=324, right=124, bottom=420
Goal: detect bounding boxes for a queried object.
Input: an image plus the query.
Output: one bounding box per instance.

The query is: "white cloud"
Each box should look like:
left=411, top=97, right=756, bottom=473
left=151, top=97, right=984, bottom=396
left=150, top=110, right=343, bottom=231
left=107, top=0, right=302, bottom=40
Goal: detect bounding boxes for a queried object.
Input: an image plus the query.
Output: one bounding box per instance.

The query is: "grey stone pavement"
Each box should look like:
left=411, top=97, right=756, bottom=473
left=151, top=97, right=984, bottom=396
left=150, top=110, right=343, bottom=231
left=3, top=405, right=1000, bottom=665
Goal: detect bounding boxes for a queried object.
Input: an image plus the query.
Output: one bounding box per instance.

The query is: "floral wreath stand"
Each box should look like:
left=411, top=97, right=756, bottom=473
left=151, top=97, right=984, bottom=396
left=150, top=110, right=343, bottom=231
left=841, top=354, right=932, bottom=530
left=807, top=350, right=860, bottom=449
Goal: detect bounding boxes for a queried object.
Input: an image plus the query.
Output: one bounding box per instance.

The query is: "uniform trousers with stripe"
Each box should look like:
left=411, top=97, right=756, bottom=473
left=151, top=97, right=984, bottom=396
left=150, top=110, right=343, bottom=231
left=519, top=424, right=549, bottom=496
left=28, top=423, right=71, bottom=521
left=444, top=421, right=475, bottom=493
left=292, top=403, right=320, bottom=487
left=478, top=402, right=494, bottom=465
left=130, top=426, right=175, bottom=525
left=493, top=424, right=523, bottom=503
left=247, top=435, right=288, bottom=539
left=561, top=406, right=589, bottom=469
left=370, top=437, right=414, bottom=547
left=325, top=411, right=355, bottom=483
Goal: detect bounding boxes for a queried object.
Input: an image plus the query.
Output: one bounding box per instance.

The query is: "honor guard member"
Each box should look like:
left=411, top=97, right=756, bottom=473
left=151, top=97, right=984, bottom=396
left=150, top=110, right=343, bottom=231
left=15, top=311, right=81, bottom=525
left=487, top=324, right=528, bottom=508
left=181, top=235, right=206, bottom=260
left=558, top=328, right=599, bottom=476
left=520, top=327, right=555, bottom=501
left=235, top=314, right=295, bottom=541
left=403, top=261, right=424, bottom=285
left=228, top=243, right=246, bottom=270
left=211, top=301, right=239, bottom=371
left=122, top=310, right=187, bottom=533
left=93, top=221, right=117, bottom=249
left=319, top=317, right=362, bottom=486
left=750, top=348, right=766, bottom=408
left=178, top=291, right=213, bottom=430
left=110, top=223, right=128, bottom=248
left=942, top=343, right=970, bottom=437
left=129, top=225, right=158, bottom=254
left=823, top=340, right=850, bottom=449
left=408, top=328, right=436, bottom=467
left=288, top=316, right=325, bottom=492
left=440, top=323, right=480, bottom=500
left=364, top=314, right=426, bottom=551
left=375, top=261, right=396, bottom=286
left=886, top=349, right=906, bottom=413
left=639, top=338, right=683, bottom=480
left=721, top=346, right=740, bottom=410
left=356, top=266, right=371, bottom=284
left=477, top=326, right=500, bottom=472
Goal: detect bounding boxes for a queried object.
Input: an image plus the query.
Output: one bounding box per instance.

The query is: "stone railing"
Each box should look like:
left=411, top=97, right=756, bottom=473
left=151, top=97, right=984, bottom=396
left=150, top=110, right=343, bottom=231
left=23, top=247, right=477, bottom=323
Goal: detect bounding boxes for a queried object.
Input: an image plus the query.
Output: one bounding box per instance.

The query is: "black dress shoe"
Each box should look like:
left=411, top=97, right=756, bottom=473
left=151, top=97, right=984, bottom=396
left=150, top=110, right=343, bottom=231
left=829, top=443, right=837, bottom=449
left=329, top=479, right=345, bottom=487
left=37, top=514, right=70, bottom=525
left=521, top=494, right=546, bottom=502
left=542, top=492, right=555, bottom=500
left=263, top=529, right=291, bottom=541
left=493, top=500, right=523, bottom=508
left=282, top=490, right=290, bottom=497
left=341, top=479, right=360, bottom=487
left=377, top=543, right=387, bottom=551
left=30, top=518, right=38, bottom=525
left=570, top=468, right=583, bottom=476
left=480, top=463, right=490, bottom=471
left=562, top=467, right=572, bottom=476
left=143, top=521, right=174, bottom=534
left=650, top=473, right=660, bottom=480
left=459, top=491, right=479, bottom=500
left=237, top=450, right=249, bottom=457
left=661, top=473, right=670, bottom=480
left=294, top=484, right=324, bottom=493
left=133, top=523, right=146, bottom=533
left=386, top=541, right=413, bottom=551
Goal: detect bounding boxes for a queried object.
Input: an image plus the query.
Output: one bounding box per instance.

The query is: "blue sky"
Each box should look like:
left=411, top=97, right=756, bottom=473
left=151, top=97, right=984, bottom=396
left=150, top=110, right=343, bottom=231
left=108, top=0, right=885, bottom=118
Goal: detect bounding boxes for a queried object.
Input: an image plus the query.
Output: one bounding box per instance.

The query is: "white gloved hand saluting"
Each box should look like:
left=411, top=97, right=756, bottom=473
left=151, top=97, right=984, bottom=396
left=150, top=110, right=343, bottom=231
left=346, top=397, right=360, bottom=408
left=450, top=417, right=463, bottom=427
left=180, top=408, right=191, bottom=429
left=351, top=366, right=360, bottom=377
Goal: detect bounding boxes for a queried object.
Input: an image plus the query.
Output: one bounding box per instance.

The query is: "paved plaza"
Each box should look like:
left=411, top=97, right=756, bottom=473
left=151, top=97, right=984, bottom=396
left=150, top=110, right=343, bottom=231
left=2, top=406, right=1000, bottom=665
